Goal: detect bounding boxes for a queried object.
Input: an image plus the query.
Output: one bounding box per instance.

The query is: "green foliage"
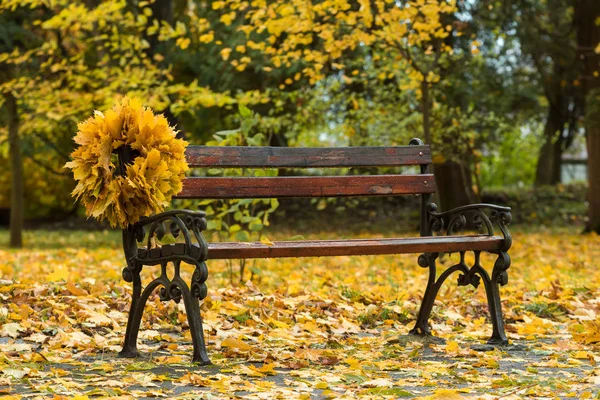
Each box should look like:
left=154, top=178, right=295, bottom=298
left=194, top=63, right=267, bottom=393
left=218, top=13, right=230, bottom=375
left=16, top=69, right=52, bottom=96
left=176, top=106, right=280, bottom=282
left=194, top=105, right=279, bottom=243
left=479, top=123, right=542, bottom=188
left=358, top=306, right=410, bottom=328
left=0, top=229, right=120, bottom=250
left=522, top=301, right=568, bottom=319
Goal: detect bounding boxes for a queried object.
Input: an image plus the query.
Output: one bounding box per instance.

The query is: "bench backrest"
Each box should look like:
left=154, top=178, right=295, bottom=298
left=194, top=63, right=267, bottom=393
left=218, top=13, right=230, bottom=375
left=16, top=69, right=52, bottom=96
left=176, top=142, right=435, bottom=199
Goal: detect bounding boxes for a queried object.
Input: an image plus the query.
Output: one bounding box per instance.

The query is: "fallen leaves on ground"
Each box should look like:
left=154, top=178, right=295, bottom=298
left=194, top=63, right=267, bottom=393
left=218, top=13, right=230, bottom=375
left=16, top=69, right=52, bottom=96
left=0, top=228, right=598, bottom=398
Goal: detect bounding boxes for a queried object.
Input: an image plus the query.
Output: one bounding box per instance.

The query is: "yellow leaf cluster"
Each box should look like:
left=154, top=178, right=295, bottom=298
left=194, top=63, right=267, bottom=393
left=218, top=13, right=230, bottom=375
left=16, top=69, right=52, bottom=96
left=209, top=0, right=456, bottom=86
left=65, top=97, right=188, bottom=228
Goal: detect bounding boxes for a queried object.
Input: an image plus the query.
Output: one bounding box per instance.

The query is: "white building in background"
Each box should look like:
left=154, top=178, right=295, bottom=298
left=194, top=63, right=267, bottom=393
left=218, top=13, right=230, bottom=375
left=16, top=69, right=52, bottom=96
left=561, top=139, right=588, bottom=183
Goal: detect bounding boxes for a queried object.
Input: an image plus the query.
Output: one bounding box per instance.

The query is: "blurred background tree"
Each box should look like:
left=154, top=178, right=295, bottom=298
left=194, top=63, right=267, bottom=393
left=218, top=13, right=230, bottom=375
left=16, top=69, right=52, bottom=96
left=1, top=0, right=598, bottom=241
left=576, top=0, right=600, bottom=233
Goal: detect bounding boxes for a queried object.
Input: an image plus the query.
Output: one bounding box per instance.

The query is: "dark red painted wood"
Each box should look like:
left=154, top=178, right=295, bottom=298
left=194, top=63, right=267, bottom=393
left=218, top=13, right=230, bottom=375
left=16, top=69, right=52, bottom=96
left=205, top=235, right=504, bottom=259
left=176, top=174, right=436, bottom=199
left=185, top=146, right=432, bottom=168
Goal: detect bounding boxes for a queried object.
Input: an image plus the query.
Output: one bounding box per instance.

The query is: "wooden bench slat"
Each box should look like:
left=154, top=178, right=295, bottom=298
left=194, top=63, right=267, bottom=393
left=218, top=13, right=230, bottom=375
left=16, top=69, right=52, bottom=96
left=185, top=146, right=432, bottom=168
left=206, top=235, right=505, bottom=259
left=176, top=174, right=435, bottom=199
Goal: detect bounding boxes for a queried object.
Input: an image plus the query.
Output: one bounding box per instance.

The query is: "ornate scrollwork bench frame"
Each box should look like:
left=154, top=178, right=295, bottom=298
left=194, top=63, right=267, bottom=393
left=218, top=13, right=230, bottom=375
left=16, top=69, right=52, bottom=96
left=119, top=210, right=211, bottom=364
left=409, top=203, right=513, bottom=344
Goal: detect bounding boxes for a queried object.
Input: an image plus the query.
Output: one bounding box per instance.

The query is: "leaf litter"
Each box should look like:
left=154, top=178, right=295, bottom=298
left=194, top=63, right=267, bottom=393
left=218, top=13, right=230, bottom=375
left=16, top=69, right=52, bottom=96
left=0, top=228, right=599, bottom=398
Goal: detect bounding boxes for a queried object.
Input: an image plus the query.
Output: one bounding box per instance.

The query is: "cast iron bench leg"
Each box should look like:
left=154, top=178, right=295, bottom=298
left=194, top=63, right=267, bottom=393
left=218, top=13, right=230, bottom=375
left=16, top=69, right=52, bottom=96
left=119, top=262, right=156, bottom=359
left=119, top=259, right=211, bottom=364
left=486, top=252, right=510, bottom=344
left=410, top=251, right=509, bottom=344
left=186, top=260, right=210, bottom=364
left=409, top=253, right=440, bottom=336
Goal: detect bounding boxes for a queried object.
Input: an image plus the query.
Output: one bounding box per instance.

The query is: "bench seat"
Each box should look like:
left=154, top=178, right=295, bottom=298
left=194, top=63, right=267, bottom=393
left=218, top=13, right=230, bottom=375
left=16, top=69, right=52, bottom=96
left=206, top=235, right=504, bottom=259
left=136, top=236, right=504, bottom=262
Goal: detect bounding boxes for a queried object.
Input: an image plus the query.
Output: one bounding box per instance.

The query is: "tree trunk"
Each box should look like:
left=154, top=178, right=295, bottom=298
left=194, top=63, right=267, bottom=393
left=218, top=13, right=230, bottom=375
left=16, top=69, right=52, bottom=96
left=421, top=80, right=431, bottom=145
left=6, top=93, right=24, bottom=248
left=143, top=0, right=180, bottom=129
left=146, top=0, right=173, bottom=55
left=421, top=81, right=476, bottom=210
left=587, top=125, right=600, bottom=233
left=535, top=101, right=565, bottom=186
left=434, top=160, right=478, bottom=211
left=576, top=0, right=600, bottom=233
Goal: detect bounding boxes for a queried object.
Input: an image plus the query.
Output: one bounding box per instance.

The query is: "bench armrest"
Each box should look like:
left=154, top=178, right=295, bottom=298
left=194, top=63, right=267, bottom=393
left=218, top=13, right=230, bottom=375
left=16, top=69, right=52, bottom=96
left=426, top=203, right=512, bottom=251
left=122, top=210, right=208, bottom=266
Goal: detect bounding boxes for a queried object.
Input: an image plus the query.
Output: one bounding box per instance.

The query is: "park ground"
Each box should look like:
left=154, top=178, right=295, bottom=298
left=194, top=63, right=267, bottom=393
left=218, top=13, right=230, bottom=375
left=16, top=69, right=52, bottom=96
left=0, top=226, right=599, bottom=399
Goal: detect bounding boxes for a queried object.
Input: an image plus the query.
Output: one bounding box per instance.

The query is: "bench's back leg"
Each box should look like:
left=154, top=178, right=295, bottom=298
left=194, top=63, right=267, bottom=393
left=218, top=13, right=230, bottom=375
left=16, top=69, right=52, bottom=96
left=178, top=260, right=210, bottom=364
left=459, top=251, right=509, bottom=345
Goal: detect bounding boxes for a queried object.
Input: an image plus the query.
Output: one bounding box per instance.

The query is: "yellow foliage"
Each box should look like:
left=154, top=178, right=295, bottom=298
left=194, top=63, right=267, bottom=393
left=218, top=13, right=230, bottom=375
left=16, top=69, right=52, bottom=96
left=425, top=389, right=466, bottom=399
left=219, top=48, right=231, bottom=62
left=571, top=320, right=600, bottom=344
left=47, top=264, right=70, bottom=282
left=176, top=37, right=191, bottom=50
left=65, top=97, right=188, bottom=228
left=221, top=336, right=253, bottom=352
left=205, top=0, right=457, bottom=88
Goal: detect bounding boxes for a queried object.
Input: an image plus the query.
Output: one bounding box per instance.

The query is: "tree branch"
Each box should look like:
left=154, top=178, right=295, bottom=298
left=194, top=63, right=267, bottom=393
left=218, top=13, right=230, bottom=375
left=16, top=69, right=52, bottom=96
left=24, top=152, right=70, bottom=177
left=31, top=132, right=71, bottom=161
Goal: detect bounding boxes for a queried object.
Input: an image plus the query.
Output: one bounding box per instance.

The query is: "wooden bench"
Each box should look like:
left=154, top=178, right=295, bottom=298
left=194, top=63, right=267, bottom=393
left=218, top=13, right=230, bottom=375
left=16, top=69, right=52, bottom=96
left=117, top=138, right=513, bottom=364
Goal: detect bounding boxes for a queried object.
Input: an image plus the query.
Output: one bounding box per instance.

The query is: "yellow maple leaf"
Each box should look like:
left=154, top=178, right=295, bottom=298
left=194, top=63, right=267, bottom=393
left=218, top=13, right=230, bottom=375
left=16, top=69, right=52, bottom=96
left=249, top=363, right=277, bottom=375
left=260, top=237, right=275, bottom=246
left=221, top=336, right=252, bottom=352
left=445, top=341, right=460, bottom=354
left=428, top=389, right=466, bottom=399
left=47, top=264, right=69, bottom=282
left=67, top=282, right=88, bottom=296
left=220, top=48, right=232, bottom=61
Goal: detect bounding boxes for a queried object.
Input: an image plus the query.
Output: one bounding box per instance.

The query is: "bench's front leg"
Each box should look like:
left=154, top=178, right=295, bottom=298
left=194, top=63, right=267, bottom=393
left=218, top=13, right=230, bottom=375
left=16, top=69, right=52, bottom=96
left=119, top=261, right=143, bottom=358
left=119, top=210, right=211, bottom=364
left=417, top=204, right=512, bottom=344
left=410, top=252, right=472, bottom=337
left=119, top=258, right=211, bottom=364
left=119, top=261, right=171, bottom=358
left=409, top=253, right=439, bottom=336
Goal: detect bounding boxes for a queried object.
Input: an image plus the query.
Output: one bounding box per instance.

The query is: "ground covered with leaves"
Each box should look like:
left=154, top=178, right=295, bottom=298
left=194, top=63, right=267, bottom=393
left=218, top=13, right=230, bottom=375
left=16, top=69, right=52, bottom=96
left=0, top=227, right=599, bottom=399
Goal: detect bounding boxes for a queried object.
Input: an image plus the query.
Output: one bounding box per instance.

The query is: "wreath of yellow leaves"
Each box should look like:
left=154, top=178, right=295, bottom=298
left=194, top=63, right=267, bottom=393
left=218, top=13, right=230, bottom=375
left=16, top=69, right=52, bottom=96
left=66, top=97, right=189, bottom=228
